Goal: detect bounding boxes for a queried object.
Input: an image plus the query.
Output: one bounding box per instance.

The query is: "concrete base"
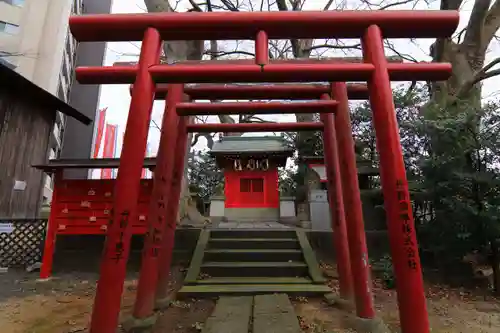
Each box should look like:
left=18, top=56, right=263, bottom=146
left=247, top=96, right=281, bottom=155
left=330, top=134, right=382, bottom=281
left=122, top=313, right=158, bottom=333
left=154, top=297, right=173, bottom=311
left=323, top=293, right=355, bottom=312
left=347, top=316, right=391, bottom=333
left=323, top=293, right=389, bottom=333
left=36, top=277, right=58, bottom=282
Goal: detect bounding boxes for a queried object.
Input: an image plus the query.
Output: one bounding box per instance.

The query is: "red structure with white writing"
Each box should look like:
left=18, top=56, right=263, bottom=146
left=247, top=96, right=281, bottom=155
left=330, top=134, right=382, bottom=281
left=33, top=159, right=156, bottom=279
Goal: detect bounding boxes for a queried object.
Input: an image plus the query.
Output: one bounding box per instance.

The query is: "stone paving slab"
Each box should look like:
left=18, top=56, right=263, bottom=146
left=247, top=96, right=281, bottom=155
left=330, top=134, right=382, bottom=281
left=201, top=294, right=302, bottom=333
left=201, top=296, right=253, bottom=333
left=252, top=294, right=302, bottom=333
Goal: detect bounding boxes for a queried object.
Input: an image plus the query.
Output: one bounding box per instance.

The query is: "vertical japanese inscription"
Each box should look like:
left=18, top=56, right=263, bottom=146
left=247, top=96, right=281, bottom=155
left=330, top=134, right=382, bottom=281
left=150, top=191, right=166, bottom=258
left=395, top=180, right=418, bottom=270
left=110, top=210, right=130, bottom=263
left=166, top=168, right=181, bottom=231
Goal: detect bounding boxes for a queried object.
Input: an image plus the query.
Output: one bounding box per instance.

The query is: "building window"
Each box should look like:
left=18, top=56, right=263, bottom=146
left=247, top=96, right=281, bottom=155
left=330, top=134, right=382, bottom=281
left=0, top=21, right=20, bottom=35
left=240, top=179, right=251, bottom=192
left=1, top=0, right=25, bottom=7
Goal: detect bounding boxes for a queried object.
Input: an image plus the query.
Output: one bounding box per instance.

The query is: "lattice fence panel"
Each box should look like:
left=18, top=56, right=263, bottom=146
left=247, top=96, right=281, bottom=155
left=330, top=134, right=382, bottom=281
left=0, top=219, right=47, bottom=268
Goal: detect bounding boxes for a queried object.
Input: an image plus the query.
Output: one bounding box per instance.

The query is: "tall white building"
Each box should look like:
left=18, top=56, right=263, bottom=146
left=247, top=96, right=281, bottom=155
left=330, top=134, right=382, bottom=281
left=0, top=0, right=83, bottom=201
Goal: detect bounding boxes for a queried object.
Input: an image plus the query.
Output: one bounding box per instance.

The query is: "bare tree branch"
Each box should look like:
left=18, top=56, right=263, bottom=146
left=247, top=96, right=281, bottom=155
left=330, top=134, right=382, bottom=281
left=153, top=119, right=162, bottom=131
left=205, top=50, right=256, bottom=58
left=483, top=0, right=500, bottom=48
left=303, top=42, right=362, bottom=53
left=359, top=0, right=425, bottom=10
left=188, top=0, right=203, bottom=11
left=385, top=39, right=419, bottom=63
left=454, top=56, right=500, bottom=99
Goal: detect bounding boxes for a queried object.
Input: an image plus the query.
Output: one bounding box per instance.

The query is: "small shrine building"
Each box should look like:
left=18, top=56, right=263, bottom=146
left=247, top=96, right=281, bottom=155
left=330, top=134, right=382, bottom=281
left=208, top=136, right=294, bottom=221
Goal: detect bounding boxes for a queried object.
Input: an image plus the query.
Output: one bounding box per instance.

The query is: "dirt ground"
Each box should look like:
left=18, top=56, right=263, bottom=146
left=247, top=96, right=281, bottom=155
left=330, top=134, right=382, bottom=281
left=0, top=267, right=185, bottom=333
left=1, top=264, right=499, bottom=333
left=153, top=299, right=215, bottom=333
left=294, top=262, right=500, bottom=333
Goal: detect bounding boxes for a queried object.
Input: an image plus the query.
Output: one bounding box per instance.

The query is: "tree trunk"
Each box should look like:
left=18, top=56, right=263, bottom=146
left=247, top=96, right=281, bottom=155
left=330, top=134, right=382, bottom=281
left=144, top=0, right=209, bottom=225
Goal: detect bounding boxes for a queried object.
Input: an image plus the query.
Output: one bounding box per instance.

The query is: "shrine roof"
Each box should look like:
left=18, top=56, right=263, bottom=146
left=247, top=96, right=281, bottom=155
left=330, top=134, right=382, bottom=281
left=33, top=157, right=157, bottom=173
left=210, top=136, right=293, bottom=156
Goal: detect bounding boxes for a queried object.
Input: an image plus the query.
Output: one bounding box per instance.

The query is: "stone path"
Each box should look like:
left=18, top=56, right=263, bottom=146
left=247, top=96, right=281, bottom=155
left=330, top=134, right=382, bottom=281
left=202, top=294, right=302, bottom=333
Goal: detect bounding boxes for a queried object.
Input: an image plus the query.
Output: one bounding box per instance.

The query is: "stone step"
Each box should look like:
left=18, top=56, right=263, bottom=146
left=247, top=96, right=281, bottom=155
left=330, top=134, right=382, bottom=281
left=204, top=249, right=303, bottom=262
left=195, top=277, right=313, bottom=285
left=200, top=261, right=309, bottom=277
left=210, top=229, right=297, bottom=239
left=208, top=238, right=300, bottom=250
left=177, top=284, right=331, bottom=298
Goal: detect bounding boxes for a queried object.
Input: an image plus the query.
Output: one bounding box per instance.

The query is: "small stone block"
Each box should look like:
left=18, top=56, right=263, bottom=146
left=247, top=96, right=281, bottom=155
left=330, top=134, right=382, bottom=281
left=347, top=315, right=391, bottom=333
left=324, top=293, right=355, bottom=311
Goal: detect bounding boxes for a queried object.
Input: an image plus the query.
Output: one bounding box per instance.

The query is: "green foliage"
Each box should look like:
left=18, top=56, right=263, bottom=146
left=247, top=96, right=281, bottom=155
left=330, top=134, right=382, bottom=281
left=346, top=84, right=500, bottom=290
left=187, top=151, right=224, bottom=202
left=414, top=98, right=500, bottom=263
left=349, top=84, right=500, bottom=274
left=379, top=254, right=396, bottom=289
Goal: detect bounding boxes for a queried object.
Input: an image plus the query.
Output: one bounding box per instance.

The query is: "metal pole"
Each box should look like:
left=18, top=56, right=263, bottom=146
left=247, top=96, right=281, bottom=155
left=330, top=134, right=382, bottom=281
left=89, top=27, right=161, bottom=333
left=362, top=25, right=429, bottom=333
left=331, top=82, right=375, bottom=318
left=319, top=94, right=353, bottom=300
left=155, top=115, right=191, bottom=301
left=132, top=87, right=181, bottom=319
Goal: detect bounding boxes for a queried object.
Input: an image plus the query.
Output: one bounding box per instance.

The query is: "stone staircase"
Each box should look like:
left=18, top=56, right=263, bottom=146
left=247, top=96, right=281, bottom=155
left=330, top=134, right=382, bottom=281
left=177, top=228, right=331, bottom=297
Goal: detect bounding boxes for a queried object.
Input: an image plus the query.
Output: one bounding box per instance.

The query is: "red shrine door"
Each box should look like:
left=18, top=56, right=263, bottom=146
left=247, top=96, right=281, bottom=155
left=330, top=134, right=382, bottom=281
left=225, top=169, right=279, bottom=209
left=239, top=177, right=265, bottom=206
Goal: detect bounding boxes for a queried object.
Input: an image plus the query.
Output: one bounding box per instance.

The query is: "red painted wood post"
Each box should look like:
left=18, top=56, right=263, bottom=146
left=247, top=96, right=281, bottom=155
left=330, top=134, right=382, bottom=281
left=39, top=171, right=63, bottom=279
left=319, top=94, right=353, bottom=300
left=331, top=82, right=375, bottom=318
left=89, top=27, right=161, bottom=333
left=255, top=30, right=269, bottom=67
left=362, top=25, right=429, bottom=333
left=132, top=87, right=182, bottom=319
left=156, top=115, right=190, bottom=302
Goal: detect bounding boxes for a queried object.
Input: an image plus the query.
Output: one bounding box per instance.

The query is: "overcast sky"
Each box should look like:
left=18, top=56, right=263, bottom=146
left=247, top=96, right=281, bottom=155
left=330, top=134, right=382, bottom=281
left=97, top=0, right=500, bottom=157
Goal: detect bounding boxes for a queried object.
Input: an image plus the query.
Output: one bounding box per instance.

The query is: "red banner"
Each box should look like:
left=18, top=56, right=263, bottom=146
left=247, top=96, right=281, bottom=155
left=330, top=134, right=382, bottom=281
left=92, top=107, right=107, bottom=158
left=101, top=124, right=117, bottom=179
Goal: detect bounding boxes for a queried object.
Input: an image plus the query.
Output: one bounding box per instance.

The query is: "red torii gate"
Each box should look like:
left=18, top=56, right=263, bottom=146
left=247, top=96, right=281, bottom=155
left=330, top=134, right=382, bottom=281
left=67, top=9, right=459, bottom=333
